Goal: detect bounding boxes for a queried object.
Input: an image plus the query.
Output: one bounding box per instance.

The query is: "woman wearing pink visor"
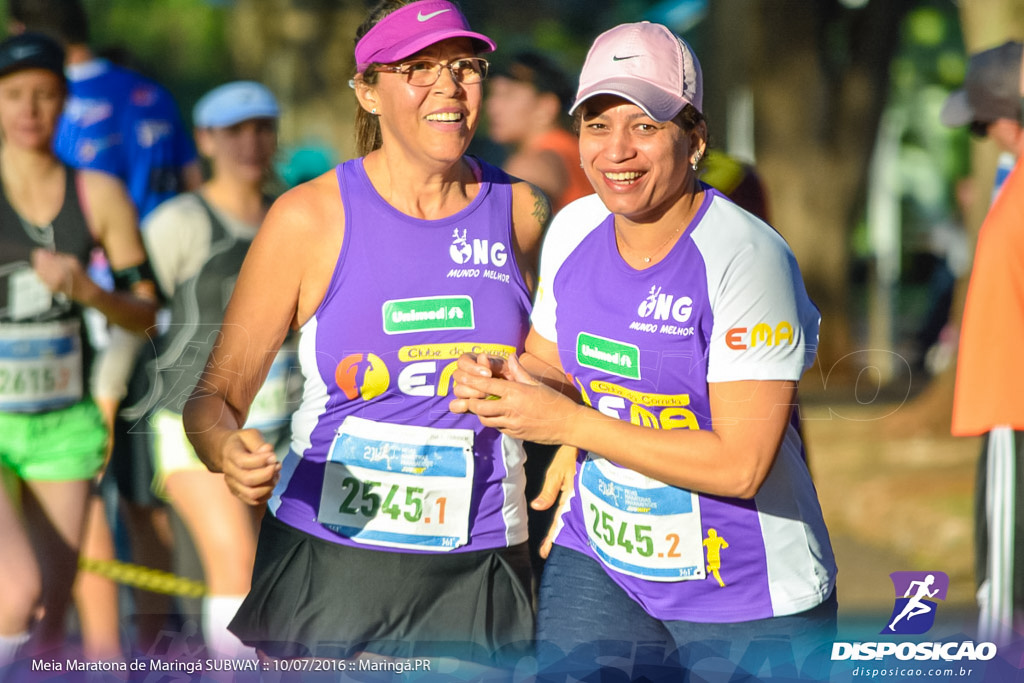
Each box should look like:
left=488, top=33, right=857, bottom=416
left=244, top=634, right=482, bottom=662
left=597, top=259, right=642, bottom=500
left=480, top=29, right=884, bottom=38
left=183, top=0, right=545, bottom=668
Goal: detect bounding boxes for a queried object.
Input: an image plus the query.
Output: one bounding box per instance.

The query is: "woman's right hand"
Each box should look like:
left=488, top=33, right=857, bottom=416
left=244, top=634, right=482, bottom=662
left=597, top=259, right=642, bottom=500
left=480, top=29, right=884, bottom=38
left=220, top=428, right=281, bottom=506
left=530, top=444, right=577, bottom=559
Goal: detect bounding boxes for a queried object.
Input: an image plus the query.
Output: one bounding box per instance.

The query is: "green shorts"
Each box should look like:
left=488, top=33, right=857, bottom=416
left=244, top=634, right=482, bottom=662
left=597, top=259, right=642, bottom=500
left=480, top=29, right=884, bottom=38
left=0, top=398, right=107, bottom=481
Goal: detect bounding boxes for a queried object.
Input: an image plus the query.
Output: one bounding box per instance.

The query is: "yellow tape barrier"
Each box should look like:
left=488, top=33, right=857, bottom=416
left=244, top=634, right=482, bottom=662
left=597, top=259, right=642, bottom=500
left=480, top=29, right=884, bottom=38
left=79, top=556, right=207, bottom=598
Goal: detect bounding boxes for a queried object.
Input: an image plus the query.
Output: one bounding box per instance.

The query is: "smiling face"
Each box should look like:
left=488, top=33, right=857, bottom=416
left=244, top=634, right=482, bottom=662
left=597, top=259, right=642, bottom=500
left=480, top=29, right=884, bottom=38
left=578, top=94, right=705, bottom=225
left=358, top=37, right=482, bottom=168
left=0, top=68, right=64, bottom=151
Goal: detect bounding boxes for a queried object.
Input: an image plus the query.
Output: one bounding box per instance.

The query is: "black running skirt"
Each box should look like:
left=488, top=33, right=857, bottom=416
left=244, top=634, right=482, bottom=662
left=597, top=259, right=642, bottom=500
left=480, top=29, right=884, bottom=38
left=230, top=514, right=535, bottom=665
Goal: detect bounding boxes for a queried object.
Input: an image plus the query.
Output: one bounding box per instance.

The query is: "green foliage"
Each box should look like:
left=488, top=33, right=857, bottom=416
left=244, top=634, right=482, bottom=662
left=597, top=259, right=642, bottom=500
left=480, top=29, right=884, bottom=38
left=886, top=1, right=970, bottom=252
left=478, top=17, right=587, bottom=76
left=84, top=0, right=233, bottom=117
left=905, top=5, right=947, bottom=47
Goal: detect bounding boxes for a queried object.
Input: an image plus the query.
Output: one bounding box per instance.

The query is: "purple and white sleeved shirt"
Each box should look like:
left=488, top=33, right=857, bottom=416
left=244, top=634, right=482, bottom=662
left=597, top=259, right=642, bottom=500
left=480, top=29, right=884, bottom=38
left=533, top=191, right=836, bottom=622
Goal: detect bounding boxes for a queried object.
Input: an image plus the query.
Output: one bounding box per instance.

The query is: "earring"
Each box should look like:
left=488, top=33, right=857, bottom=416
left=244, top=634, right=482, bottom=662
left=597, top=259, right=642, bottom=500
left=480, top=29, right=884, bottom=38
left=691, top=151, right=702, bottom=171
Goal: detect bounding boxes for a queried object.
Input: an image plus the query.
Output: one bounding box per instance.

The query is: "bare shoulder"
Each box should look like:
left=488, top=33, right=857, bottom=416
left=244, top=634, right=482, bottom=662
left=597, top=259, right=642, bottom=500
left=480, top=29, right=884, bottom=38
left=507, top=178, right=547, bottom=291
left=510, top=178, right=551, bottom=239
left=77, top=169, right=132, bottom=206
left=253, top=168, right=344, bottom=326
left=75, top=169, right=137, bottom=245
left=264, top=170, right=343, bottom=235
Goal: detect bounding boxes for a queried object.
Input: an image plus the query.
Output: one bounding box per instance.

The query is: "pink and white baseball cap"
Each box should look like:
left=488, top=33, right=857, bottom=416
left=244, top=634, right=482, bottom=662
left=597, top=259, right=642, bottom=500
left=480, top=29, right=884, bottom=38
left=570, top=21, right=703, bottom=122
left=355, top=0, right=495, bottom=72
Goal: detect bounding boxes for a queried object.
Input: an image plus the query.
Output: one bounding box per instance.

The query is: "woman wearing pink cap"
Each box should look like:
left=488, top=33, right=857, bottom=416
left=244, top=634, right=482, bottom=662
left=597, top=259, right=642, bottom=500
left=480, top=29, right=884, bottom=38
left=183, top=0, right=544, bottom=668
left=452, top=22, right=837, bottom=679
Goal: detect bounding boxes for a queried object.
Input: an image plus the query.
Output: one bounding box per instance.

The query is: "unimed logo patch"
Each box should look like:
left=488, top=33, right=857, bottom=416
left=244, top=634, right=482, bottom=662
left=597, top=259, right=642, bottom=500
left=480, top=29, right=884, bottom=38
left=382, top=296, right=474, bottom=335
left=882, top=571, right=949, bottom=635
left=576, top=332, right=641, bottom=380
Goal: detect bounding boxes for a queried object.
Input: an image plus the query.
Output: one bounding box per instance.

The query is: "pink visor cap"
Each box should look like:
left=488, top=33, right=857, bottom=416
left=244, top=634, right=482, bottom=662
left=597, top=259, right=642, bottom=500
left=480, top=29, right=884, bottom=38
left=354, top=0, right=495, bottom=72
left=570, top=22, right=703, bottom=122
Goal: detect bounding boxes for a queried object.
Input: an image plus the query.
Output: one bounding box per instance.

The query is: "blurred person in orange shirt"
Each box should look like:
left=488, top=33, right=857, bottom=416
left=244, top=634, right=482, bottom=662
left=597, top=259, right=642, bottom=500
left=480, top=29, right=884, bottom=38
left=486, top=51, right=593, bottom=213
left=941, top=39, right=1024, bottom=646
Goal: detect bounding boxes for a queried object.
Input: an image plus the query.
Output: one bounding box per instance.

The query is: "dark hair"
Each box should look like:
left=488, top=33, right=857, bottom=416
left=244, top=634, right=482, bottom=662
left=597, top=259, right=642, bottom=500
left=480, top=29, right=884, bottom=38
left=492, top=51, right=574, bottom=111
left=571, top=102, right=706, bottom=136
left=8, top=0, right=90, bottom=45
left=353, top=0, right=419, bottom=157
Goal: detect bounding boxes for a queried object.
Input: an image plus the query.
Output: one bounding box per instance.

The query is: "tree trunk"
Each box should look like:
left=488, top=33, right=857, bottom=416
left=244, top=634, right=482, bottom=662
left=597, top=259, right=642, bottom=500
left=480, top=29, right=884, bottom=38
left=724, top=0, right=913, bottom=392
left=228, top=0, right=366, bottom=164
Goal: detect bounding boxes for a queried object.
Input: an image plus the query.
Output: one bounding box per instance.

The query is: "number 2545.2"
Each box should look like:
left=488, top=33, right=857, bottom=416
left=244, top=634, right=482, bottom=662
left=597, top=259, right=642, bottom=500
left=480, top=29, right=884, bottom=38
left=589, top=504, right=681, bottom=558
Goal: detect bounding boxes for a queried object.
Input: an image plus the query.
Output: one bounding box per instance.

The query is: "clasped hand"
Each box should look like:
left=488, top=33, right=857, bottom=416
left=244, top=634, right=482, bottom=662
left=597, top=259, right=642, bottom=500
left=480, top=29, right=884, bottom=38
left=448, top=352, right=577, bottom=445
left=31, top=248, right=82, bottom=299
left=219, top=428, right=281, bottom=506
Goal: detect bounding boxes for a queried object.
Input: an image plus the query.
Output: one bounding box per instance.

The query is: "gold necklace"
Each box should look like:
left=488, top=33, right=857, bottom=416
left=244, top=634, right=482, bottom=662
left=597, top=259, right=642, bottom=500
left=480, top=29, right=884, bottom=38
left=617, top=224, right=682, bottom=264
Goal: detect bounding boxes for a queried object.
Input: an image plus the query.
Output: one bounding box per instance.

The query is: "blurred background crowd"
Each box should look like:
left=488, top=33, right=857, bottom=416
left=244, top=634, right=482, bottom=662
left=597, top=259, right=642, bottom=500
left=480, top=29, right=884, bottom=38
left=2, top=0, right=1023, bottom=664
left=15, top=0, right=1016, bottom=398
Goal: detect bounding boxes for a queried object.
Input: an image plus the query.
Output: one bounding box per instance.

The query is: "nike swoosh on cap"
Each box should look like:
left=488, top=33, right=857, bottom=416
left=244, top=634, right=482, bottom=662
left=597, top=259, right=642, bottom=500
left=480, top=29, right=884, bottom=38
left=10, top=45, right=41, bottom=59
left=417, top=9, right=451, bottom=21
left=612, top=55, right=641, bottom=61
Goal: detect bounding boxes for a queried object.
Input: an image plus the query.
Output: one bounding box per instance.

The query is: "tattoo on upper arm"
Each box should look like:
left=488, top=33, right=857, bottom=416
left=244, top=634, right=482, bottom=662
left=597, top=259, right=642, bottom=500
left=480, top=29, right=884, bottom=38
left=529, top=183, right=552, bottom=231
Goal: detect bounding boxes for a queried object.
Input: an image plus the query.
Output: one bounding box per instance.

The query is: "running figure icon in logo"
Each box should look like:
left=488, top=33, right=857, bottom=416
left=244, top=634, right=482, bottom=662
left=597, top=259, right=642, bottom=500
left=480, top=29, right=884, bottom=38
left=703, top=528, right=729, bottom=587
left=883, top=571, right=949, bottom=635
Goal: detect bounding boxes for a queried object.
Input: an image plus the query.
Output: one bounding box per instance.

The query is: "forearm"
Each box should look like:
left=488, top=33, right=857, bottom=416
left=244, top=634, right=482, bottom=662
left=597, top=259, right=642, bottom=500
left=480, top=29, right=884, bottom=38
left=75, top=279, right=158, bottom=334
left=182, top=390, right=244, bottom=473
left=453, top=356, right=772, bottom=496
left=184, top=385, right=282, bottom=506
left=561, top=407, right=761, bottom=498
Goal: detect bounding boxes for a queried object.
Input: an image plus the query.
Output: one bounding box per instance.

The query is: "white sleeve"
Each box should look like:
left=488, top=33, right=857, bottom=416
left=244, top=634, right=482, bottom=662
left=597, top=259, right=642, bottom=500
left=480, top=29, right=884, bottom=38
left=694, top=201, right=820, bottom=383
left=531, top=194, right=610, bottom=342
left=141, top=194, right=212, bottom=299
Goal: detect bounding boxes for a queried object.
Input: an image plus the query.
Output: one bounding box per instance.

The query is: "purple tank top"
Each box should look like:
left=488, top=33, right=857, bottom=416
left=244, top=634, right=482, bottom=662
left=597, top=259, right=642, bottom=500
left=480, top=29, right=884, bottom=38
left=269, top=158, right=532, bottom=553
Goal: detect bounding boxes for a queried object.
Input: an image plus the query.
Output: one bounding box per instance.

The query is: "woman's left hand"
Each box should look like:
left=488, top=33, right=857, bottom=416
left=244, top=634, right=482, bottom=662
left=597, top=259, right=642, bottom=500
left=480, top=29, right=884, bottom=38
left=450, top=354, right=580, bottom=444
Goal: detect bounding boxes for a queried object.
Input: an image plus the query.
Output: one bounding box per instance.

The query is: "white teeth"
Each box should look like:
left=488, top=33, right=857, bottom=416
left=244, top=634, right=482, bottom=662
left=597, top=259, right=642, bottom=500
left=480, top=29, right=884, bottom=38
left=605, top=171, right=643, bottom=181
left=426, top=112, right=462, bottom=122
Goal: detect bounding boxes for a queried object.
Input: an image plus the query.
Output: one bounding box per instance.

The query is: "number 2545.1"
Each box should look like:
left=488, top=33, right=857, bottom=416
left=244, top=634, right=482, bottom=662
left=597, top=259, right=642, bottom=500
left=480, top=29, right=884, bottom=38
left=338, top=477, right=446, bottom=525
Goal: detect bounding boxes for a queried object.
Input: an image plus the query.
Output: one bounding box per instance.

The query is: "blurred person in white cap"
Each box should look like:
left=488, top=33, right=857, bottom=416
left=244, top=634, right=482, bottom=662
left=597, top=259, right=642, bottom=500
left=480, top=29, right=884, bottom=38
left=942, top=39, right=1024, bottom=646
left=0, top=32, right=159, bottom=668
left=182, top=0, right=544, bottom=670
left=115, top=80, right=285, bottom=661
left=451, top=21, right=836, bottom=679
